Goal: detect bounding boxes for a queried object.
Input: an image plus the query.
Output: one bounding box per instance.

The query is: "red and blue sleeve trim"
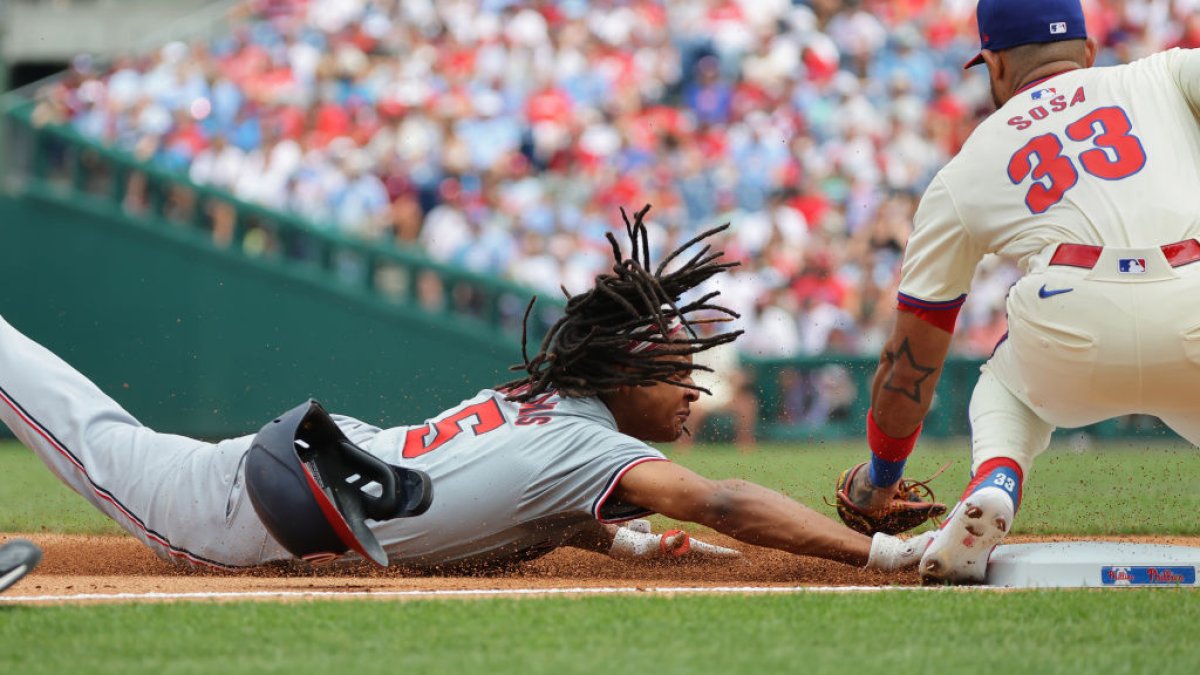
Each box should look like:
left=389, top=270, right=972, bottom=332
left=896, top=292, right=966, bottom=332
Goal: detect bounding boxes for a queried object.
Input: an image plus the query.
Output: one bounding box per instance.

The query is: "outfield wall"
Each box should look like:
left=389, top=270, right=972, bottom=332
left=0, top=105, right=1176, bottom=442
left=0, top=193, right=520, bottom=437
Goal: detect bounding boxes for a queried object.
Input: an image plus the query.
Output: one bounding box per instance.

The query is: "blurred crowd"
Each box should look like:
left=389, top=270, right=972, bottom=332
left=31, top=0, right=1200, bottom=362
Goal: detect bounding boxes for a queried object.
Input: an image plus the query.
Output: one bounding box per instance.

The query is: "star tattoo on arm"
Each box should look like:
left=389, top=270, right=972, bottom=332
left=882, top=338, right=937, bottom=404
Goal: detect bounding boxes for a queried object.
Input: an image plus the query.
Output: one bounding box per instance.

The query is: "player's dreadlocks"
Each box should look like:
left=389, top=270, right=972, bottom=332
left=503, top=204, right=743, bottom=402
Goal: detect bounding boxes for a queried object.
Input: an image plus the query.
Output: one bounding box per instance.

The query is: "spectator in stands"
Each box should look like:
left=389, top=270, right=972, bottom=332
left=32, top=0, right=1189, bottom=368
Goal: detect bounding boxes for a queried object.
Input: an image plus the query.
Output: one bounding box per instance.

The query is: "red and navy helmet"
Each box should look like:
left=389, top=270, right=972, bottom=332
left=244, top=400, right=432, bottom=567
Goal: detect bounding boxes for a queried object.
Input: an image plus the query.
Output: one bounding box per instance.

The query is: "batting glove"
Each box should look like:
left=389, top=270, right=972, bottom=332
left=608, top=523, right=741, bottom=561
left=865, top=530, right=937, bottom=572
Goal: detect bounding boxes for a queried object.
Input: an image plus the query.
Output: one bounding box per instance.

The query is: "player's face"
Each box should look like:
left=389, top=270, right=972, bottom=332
left=604, top=355, right=700, bottom=443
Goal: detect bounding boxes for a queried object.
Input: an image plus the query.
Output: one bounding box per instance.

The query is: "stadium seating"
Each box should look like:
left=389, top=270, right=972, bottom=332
left=26, top=0, right=1193, bottom=363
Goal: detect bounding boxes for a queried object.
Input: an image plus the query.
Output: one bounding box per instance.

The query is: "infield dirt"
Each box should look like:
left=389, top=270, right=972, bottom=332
left=7, top=532, right=1199, bottom=601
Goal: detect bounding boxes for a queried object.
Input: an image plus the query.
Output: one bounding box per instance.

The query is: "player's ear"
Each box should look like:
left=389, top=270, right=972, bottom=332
left=980, top=49, right=1003, bottom=80
left=1083, top=38, right=1098, bottom=67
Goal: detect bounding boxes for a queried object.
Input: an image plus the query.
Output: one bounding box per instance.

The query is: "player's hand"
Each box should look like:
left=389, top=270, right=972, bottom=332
left=865, top=530, right=937, bottom=571
left=832, top=462, right=948, bottom=535
left=608, top=522, right=741, bottom=561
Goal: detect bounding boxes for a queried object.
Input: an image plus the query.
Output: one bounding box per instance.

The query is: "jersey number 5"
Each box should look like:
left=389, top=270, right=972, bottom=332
left=402, top=399, right=505, bottom=459
left=1007, top=106, right=1146, bottom=214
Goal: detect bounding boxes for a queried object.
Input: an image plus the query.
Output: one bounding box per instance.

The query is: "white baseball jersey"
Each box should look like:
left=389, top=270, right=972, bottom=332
left=0, top=314, right=665, bottom=570
left=891, top=48, right=1200, bottom=475
left=900, top=48, right=1200, bottom=307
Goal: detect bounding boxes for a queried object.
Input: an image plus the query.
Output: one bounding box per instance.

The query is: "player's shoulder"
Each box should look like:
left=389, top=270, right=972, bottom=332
left=507, top=390, right=664, bottom=460
left=1136, top=47, right=1200, bottom=90
left=491, top=387, right=612, bottom=426
left=546, top=395, right=661, bottom=446
left=937, top=68, right=1090, bottom=185
left=494, top=388, right=641, bottom=440
left=1124, top=47, right=1196, bottom=71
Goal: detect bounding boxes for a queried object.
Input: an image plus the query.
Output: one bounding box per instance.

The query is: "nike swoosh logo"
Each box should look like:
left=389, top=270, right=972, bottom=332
left=1038, top=285, right=1074, bottom=299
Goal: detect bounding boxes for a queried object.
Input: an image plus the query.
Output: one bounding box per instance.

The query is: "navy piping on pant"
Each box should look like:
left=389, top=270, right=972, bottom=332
left=0, top=383, right=241, bottom=570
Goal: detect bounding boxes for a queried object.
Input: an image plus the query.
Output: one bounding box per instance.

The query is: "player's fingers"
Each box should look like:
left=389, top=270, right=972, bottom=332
left=891, top=499, right=947, bottom=514
left=688, top=538, right=742, bottom=558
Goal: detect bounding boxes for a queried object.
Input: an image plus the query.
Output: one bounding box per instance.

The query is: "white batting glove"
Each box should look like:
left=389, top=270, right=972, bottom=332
left=608, top=524, right=741, bottom=561
left=865, top=530, right=937, bottom=572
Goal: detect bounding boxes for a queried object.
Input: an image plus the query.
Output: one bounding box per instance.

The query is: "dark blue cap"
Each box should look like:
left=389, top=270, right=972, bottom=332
left=965, top=0, right=1088, bottom=68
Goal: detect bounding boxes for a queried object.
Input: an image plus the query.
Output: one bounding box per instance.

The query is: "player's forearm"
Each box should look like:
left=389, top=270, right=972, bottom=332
left=869, top=358, right=940, bottom=434
left=869, top=312, right=954, bottom=435
left=695, top=479, right=871, bottom=565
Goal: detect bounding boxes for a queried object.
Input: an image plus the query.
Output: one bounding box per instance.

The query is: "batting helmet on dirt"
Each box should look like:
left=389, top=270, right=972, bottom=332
left=244, top=400, right=433, bottom=567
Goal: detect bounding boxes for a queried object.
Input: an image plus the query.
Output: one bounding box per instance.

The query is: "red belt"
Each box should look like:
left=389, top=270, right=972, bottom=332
left=1049, top=239, right=1200, bottom=269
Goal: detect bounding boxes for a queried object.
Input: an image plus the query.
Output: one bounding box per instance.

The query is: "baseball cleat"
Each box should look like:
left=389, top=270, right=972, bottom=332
left=919, top=487, right=1013, bottom=585
left=0, top=538, right=43, bottom=594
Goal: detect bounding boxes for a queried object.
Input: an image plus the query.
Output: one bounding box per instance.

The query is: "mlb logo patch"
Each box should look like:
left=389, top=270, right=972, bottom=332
left=1119, top=258, right=1146, bottom=274
left=1031, top=87, right=1057, bottom=101
left=1050, top=21, right=1068, bottom=34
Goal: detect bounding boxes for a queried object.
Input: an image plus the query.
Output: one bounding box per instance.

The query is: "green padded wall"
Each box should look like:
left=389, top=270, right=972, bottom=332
left=0, top=193, right=521, bottom=437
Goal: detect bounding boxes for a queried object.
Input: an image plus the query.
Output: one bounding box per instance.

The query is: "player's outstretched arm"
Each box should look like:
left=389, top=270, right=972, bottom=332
left=562, top=520, right=741, bottom=561
left=613, top=460, right=927, bottom=570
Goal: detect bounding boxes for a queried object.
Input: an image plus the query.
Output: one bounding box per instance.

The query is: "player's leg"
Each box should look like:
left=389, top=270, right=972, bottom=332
left=920, top=363, right=1053, bottom=583
left=0, top=315, right=279, bottom=568
left=1158, top=417, right=1200, bottom=447
left=1141, top=273, right=1200, bottom=447
left=730, top=391, right=759, bottom=451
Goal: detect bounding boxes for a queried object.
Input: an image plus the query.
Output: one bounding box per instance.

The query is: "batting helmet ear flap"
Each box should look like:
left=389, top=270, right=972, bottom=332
left=245, top=400, right=433, bottom=567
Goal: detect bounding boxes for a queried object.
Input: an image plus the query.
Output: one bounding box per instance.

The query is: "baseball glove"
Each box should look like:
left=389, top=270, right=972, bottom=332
left=829, top=462, right=949, bottom=536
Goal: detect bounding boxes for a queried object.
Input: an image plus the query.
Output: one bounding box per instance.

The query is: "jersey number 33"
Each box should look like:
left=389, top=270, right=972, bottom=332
left=1007, top=106, right=1147, bottom=214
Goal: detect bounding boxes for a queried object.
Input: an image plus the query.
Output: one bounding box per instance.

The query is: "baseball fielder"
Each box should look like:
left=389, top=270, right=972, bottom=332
left=837, top=0, right=1200, bottom=583
left=0, top=210, right=927, bottom=574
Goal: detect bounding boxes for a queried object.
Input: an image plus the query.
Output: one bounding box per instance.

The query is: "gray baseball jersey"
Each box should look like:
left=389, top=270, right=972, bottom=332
left=0, top=314, right=664, bottom=570
left=361, top=389, right=666, bottom=570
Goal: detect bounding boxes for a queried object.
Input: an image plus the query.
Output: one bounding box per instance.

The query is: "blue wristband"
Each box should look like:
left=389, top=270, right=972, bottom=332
left=868, top=455, right=906, bottom=488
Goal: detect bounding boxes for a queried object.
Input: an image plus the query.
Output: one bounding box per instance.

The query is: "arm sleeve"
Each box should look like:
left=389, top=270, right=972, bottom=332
left=897, top=174, right=987, bottom=304
left=1165, top=48, right=1200, bottom=114
left=518, top=430, right=668, bottom=524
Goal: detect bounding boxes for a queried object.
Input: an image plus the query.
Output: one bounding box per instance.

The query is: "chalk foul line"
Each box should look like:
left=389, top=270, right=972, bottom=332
left=0, top=584, right=973, bottom=603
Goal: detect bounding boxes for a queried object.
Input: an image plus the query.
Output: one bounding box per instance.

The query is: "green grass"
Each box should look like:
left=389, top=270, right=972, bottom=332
left=663, top=439, right=1200, bottom=536
left=3, top=437, right=1199, bottom=535
left=0, top=442, right=125, bottom=534
left=4, top=438, right=1200, bottom=675
left=4, top=591, right=1200, bottom=675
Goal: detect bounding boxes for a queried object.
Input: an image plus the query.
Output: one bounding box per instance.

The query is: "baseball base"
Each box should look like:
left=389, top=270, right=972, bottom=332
left=986, top=542, right=1200, bottom=588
